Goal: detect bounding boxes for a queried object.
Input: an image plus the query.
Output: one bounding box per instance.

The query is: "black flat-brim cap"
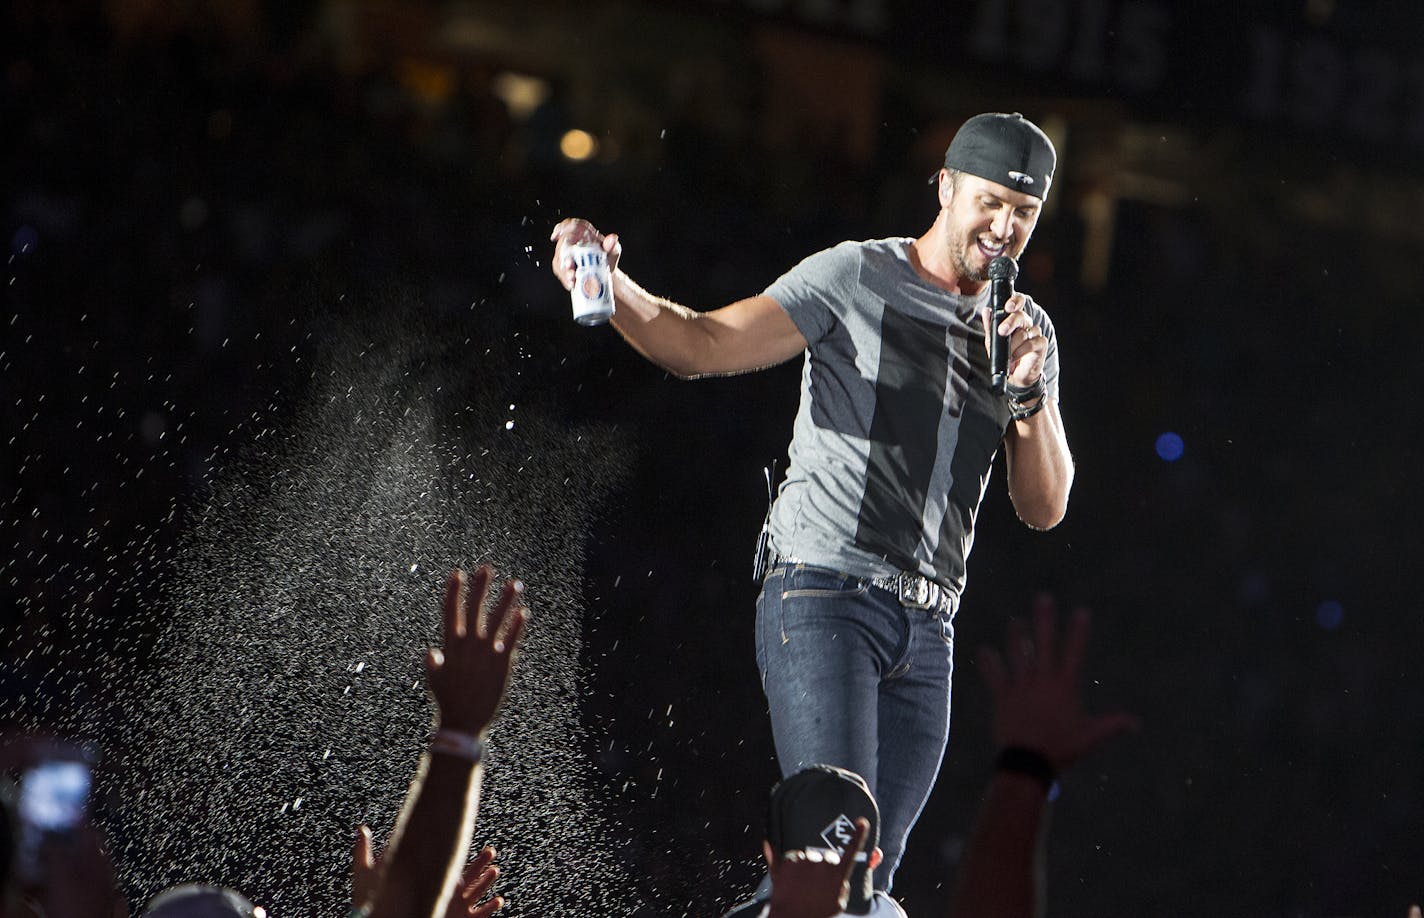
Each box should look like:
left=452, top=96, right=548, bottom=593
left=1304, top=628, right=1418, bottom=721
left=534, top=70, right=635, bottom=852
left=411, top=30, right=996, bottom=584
left=767, top=764, right=879, bottom=859
left=942, top=112, right=1056, bottom=200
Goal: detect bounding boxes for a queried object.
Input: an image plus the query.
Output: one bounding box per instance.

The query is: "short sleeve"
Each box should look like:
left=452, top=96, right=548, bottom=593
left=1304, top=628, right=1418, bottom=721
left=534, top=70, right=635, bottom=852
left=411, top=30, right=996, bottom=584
left=761, top=242, right=863, bottom=347
left=1025, top=296, right=1061, bottom=403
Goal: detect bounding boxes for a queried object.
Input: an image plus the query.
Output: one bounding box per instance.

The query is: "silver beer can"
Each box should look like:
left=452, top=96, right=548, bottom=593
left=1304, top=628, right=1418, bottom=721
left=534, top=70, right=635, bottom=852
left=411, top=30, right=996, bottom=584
left=568, top=243, right=615, bottom=326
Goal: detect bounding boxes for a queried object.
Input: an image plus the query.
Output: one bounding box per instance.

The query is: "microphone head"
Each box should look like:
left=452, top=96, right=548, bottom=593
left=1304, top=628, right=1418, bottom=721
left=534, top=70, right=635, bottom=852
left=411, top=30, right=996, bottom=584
left=987, top=255, right=1019, bottom=281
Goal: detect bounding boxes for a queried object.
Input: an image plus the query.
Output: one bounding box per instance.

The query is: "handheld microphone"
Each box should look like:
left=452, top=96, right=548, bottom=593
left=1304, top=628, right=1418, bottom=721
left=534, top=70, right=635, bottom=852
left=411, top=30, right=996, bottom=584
left=987, top=255, right=1018, bottom=395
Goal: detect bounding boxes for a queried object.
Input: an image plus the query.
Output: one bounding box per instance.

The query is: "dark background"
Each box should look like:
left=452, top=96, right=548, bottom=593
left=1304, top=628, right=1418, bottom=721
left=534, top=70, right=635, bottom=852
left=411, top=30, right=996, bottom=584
left=4, top=1, right=1423, bottom=915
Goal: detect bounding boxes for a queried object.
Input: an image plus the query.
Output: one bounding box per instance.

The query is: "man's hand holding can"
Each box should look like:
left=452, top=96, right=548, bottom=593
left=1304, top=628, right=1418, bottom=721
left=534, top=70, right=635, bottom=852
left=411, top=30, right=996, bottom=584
left=551, top=218, right=620, bottom=325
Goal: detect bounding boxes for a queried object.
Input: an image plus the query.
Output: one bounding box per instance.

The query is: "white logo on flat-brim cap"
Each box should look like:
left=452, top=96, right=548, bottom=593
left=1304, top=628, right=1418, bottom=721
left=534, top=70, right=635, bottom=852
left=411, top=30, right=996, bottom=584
left=1007, top=171, right=1035, bottom=185
left=821, top=814, right=856, bottom=851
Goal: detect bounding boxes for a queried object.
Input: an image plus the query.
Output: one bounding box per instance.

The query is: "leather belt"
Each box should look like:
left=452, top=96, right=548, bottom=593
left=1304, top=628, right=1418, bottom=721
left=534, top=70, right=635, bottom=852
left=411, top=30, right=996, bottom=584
left=771, top=557, right=956, bottom=616
left=869, top=571, right=956, bottom=615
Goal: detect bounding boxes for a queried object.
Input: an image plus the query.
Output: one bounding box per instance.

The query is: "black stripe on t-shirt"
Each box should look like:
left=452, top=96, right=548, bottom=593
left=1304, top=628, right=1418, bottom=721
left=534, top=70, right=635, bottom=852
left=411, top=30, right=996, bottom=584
left=932, top=399, right=1004, bottom=584
left=808, top=317, right=869, bottom=438
left=853, top=305, right=950, bottom=568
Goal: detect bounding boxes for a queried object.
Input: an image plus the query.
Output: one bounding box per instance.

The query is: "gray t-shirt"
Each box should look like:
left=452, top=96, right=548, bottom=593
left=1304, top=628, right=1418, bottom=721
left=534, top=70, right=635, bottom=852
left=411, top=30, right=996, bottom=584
left=763, top=237, right=1060, bottom=595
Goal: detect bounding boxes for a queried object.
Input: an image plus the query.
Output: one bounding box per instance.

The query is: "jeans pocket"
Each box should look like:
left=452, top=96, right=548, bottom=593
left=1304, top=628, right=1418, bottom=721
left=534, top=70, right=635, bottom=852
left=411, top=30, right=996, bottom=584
left=779, top=564, right=869, bottom=600
left=755, top=568, right=787, bottom=684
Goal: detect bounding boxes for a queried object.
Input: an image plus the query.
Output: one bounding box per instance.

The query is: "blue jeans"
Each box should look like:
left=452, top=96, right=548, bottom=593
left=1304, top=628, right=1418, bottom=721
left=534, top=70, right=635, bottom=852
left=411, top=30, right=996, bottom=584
left=754, top=562, right=955, bottom=893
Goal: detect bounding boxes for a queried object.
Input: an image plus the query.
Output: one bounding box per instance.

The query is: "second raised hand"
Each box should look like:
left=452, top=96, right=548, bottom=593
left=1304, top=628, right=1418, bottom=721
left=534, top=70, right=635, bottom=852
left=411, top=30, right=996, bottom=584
left=977, top=603, right=1139, bottom=771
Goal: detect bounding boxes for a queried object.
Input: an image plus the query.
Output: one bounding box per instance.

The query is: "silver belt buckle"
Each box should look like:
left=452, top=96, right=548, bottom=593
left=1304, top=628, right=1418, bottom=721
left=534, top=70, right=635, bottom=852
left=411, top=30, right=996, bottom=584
left=897, top=574, right=933, bottom=610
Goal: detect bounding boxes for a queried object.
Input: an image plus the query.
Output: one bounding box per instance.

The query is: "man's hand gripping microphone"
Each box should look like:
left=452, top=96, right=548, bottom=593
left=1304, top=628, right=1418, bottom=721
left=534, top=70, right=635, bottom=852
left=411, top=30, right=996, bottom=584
left=988, top=255, right=1019, bottom=395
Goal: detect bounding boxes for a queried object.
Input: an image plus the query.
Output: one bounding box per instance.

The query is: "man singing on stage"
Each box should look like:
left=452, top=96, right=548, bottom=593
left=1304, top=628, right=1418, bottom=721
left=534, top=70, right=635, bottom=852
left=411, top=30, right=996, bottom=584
left=551, top=112, right=1073, bottom=906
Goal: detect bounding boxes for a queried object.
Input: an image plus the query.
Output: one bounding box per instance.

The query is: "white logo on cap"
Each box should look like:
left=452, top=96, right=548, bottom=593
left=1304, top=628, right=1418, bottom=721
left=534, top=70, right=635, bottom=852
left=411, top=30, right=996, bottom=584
left=821, top=814, right=856, bottom=852
left=1007, top=171, right=1035, bottom=185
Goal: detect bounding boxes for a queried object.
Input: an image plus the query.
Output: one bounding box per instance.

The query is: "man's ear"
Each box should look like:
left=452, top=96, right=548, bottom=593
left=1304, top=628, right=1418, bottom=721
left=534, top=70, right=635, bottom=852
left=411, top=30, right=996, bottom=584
left=868, top=846, right=883, bottom=870
left=937, top=169, right=955, bottom=207
left=762, top=840, right=777, bottom=871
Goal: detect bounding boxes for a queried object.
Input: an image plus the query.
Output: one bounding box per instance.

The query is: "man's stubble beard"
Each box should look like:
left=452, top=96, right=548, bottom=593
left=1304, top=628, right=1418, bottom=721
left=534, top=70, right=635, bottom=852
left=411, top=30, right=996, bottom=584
left=950, top=235, right=990, bottom=284
left=950, top=230, right=1031, bottom=286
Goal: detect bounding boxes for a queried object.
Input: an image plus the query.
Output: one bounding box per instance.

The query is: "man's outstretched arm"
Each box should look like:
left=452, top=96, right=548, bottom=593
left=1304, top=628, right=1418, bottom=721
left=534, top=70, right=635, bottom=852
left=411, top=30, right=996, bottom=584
left=550, top=218, right=807, bottom=378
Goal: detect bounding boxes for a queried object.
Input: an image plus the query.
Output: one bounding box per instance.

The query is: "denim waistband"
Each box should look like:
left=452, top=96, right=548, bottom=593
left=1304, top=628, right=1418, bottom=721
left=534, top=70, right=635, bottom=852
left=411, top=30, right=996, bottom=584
left=770, top=556, right=957, bottom=616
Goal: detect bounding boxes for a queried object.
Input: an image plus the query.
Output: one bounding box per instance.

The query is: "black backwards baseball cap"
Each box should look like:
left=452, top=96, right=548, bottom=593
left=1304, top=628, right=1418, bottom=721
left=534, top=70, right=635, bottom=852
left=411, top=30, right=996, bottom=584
left=939, top=112, right=1056, bottom=200
left=767, top=765, right=880, bottom=910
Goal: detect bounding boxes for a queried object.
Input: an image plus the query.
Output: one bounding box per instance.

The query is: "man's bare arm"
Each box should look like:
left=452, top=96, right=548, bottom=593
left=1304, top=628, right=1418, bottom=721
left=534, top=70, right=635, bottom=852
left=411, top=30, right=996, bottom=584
left=981, top=295, right=1073, bottom=529
left=1003, top=398, right=1073, bottom=530
left=551, top=219, right=807, bottom=378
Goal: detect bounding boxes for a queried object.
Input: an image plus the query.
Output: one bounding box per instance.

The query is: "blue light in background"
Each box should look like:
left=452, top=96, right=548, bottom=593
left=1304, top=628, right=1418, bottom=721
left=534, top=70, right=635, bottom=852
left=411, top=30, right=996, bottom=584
left=1315, top=600, right=1344, bottom=631
left=1155, top=431, right=1184, bottom=462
